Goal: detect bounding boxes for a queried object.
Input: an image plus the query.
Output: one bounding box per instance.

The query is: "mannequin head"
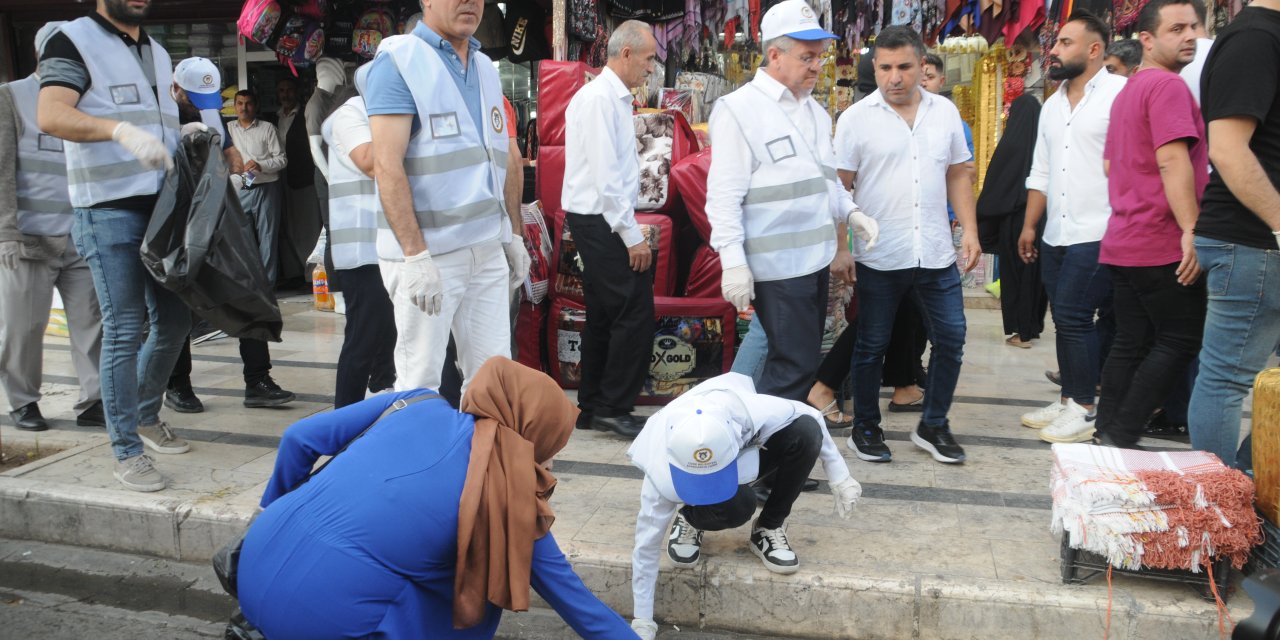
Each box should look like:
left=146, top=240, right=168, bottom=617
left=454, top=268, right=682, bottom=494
left=316, top=57, right=345, bottom=93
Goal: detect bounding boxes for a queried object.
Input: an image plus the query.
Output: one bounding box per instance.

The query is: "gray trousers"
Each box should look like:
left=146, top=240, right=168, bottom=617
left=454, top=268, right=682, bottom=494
left=0, top=241, right=102, bottom=413
left=238, top=180, right=284, bottom=284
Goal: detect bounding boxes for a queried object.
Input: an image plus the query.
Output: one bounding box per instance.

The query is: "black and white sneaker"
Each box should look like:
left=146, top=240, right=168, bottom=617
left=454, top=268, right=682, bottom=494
left=749, top=521, right=799, bottom=574
left=910, top=421, right=966, bottom=464
left=667, top=513, right=702, bottom=567
left=847, top=426, right=892, bottom=463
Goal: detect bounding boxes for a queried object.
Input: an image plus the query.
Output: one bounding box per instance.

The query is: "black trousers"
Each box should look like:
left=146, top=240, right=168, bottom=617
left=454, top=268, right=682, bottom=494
left=997, top=213, right=1048, bottom=340
left=882, top=296, right=928, bottom=388
left=753, top=270, right=830, bottom=402
left=332, top=265, right=397, bottom=408
left=168, top=340, right=193, bottom=390
left=681, top=416, right=823, bottom=531
left=1096, top=264, right=1207, bottom=446
left=565, top=212, right=655, bottom=417
left=240, top=338, right=272, bottom=385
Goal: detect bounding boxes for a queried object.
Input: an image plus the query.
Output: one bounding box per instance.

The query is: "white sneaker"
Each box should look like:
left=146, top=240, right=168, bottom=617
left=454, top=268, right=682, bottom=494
left=1021, top=400, right=1066, bottom=428
left=114, top=454, right=166, bottom=492
left=138, top=421, right=191, bottom=455
left=666, top=513, right=702, bottom=567
left=1038, top=399, right=1096, bottom=443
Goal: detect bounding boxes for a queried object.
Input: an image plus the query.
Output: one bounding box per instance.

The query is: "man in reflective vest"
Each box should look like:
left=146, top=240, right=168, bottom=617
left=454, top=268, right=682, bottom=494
left=366, top=0, right=530, bottom=394
left=38, top=0, right=191, bottom=492
left=0, top=22, right=103, bottom=434
left=705, top=0, right=878, bottom=404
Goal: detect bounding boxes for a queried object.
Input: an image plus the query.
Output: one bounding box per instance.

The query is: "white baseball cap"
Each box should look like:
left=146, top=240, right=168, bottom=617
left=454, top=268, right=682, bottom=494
left=761, top=0, right=839, bottom=42
left=666, top=406, right=741, bottom=506
left=174, top=57, right=223, bottom=110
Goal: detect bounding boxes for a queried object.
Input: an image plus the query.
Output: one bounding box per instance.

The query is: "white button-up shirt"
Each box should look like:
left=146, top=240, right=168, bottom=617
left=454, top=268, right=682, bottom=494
left=834, top=88, right=970, bottom=271
left=1025, top=69, right=1127, bottom=247
left=626, top=373, right=852, bottom=621
left=560, top=66, right=643, bottom=247
left=228, top=118, right=287, bottom=184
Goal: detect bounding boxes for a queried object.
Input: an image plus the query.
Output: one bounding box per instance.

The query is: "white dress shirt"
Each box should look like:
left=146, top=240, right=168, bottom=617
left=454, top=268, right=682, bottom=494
left=1024, top=69, right=1127, bottom=247
left=228, top=118, right=287, bottom=184
left=626, top=373, right=852, bottom=621
left=705, top=68, right=857, bottom=271
left=834, top=88, right=970, bottom=271
left=560, top=66, right=643, bottom=247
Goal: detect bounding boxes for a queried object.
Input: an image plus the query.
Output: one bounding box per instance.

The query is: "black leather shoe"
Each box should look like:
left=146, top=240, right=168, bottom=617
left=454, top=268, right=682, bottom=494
left=591, top=413, right=642, bottom=438
left=575, top=411, right=594, bottom=430
left=244, top=377, right=296, bottom=408
left=1093, top=433, right=1146, bottom=450
left=75, top=400, right=106, bottom=427
left=164, top=387, right=205, bottom=414
left=10, top=402, right=48, bottom=431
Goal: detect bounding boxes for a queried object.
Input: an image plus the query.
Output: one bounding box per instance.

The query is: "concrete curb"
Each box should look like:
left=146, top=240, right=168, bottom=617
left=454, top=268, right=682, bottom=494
left=0, top=475, right=1243, bottom=640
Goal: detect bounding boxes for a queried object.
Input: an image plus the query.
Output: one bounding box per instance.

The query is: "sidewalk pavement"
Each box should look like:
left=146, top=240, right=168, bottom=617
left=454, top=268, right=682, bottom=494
left=0, top=295, right=1257, bottom=639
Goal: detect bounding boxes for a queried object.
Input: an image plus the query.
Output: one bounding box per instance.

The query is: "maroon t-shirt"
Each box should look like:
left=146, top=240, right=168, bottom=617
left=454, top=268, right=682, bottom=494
left=1101, top=68, right=1209, bottom=267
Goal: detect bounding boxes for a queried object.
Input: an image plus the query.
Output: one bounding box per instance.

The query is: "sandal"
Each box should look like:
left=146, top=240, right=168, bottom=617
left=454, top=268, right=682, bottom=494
left=815, top=399, right=852, bottom=429
left=887, top=395, right=924, bottom=413
left=1005, top=336, right=1033, bottom=349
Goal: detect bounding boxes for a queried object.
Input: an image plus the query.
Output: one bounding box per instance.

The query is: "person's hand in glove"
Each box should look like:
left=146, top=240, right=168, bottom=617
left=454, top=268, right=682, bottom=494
left=180, top=121, right=209, bottom=138
left=831, top=476, right=863, bottom=520
left=847, top=210, right=879, bottom=251
left=631, top=618, right=658, bottom=640
left=0, top=241, right=19, bottom=270
left=402, top=249, right=444, bottom=315
left=504, top=238, right=531, bottom=293
left=721, top=264, right=754, bottom=312
left=112, top=122, right=174, bottom=171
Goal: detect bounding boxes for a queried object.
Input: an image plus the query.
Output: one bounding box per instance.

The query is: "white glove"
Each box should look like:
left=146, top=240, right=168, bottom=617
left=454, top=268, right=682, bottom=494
left=401, top=249, right=444, bottom=315
left=848, top=210, right=879, bottom=251
left=831, top=476, right=863, bottom=520
left=112, top=122, right=174, bottom=171
left=0, top=241, right=19, bottom=270
left=721, top=264, right=754, bottom=312
left=230, top=174, right=244, bottom=191
left=504, top=239, right=531, bottom=293
left=631, top=618, right=658, bottom=640
left=180, top=121, right=209, bottom=138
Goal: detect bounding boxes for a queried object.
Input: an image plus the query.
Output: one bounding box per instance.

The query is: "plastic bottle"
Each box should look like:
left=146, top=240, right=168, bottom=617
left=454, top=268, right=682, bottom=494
left=313, top=264, right=334, bottom=311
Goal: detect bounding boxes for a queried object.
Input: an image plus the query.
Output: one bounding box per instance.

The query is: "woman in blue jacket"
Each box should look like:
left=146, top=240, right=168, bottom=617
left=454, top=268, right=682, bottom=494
left=237, top=357, right=638, bottom=639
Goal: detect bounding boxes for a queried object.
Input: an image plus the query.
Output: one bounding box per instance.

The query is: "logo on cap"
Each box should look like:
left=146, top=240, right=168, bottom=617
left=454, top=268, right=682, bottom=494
left=693, top=447, right=714, bottom=464
left=202, top=74, right=213, bottom=85
left=800, top=5, right=815, bottom=17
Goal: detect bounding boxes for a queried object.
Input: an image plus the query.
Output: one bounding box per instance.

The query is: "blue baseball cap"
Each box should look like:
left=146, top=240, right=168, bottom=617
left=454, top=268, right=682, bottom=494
left=666, top=406, right=741, bottom=506
left=761, top=0, right=839, bottom=42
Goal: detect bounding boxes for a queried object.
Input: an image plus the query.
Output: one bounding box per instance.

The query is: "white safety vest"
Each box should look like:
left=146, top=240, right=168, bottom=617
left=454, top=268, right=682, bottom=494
left=715, top=85, right=837, bottom=281
left=60, top=17, right=179, bottom=209
left=322, top=96, right=379, bottom=270
left=7, top=76, right=71, bottom=236
left=373, top=35, right=509, bottom=259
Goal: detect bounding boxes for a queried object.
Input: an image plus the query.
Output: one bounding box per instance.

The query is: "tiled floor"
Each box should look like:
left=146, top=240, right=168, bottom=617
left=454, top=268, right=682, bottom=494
left=3, top=292, right=1263, bottom=638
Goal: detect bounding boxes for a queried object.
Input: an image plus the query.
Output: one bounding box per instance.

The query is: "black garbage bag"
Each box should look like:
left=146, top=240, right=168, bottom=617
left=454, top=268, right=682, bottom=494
left=142, top=131, right=283, bottom=342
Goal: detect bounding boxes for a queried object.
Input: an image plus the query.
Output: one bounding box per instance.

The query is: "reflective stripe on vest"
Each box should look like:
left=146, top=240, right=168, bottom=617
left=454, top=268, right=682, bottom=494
left=60, top=17, right=179, bottom=209
left=373, top=35, right=508, bottom=260
left=716, top=88, right=836, bottom=282
left=322, top=97, right=380, bottom=270
left=7, top=76, right=72, bottom=236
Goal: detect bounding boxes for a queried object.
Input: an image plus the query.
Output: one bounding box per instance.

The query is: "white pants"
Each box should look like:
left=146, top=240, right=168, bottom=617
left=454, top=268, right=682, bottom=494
left=379, top=241, right=511, bottom=394
left=0, top=241, right=102, bottom=412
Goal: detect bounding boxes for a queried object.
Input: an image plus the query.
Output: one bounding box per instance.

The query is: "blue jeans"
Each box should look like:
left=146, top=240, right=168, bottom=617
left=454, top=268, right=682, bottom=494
left=1039, top=241, right=1112, bottom=405
left=852, top=264, right=966, bottom=429
left=1188, top=238, right=1280, bottom=468
left=73, top=208, right=191, bottom=460
left=730, top=315, right=767, bottom=384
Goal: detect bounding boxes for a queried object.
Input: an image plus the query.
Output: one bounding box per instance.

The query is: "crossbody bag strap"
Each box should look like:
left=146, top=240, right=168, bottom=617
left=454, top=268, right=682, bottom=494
left=289, top=391, right=443, bottom=493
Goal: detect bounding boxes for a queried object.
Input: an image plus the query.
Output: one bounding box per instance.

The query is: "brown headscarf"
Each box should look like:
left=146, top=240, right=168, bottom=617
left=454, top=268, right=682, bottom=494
left=453, top=356, right=578, bottom=629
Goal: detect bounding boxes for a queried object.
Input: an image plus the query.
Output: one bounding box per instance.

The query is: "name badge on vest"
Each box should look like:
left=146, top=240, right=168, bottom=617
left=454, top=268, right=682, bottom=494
left=429, top=112, right=461, bottom=139
left=765, top=136, right=796, bottom=163
left=109, top=84, right=141, bottom=106
left=37, top=134, right=64, bottom=153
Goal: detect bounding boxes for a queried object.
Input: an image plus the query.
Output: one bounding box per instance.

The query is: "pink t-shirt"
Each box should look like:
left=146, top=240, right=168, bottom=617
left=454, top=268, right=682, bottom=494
left=1100, top=68, right=1209, bottom=267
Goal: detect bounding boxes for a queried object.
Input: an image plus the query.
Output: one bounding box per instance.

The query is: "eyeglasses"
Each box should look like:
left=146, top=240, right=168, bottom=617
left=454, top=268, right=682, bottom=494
left=783, top=50, right=834, bottom=68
